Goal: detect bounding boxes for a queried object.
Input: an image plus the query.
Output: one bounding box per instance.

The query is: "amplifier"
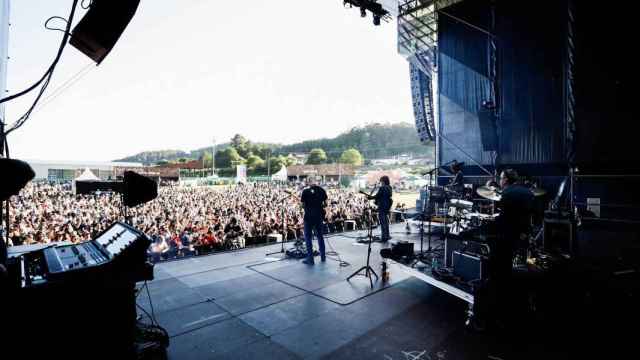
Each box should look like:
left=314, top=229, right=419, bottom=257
left=392, top=241, right=414, bottom=259
left=345, top=220, right=356, bottom=231
left=444, top=237, right=489, bottom=267
left=452, top=250, right=488, bottom=282
left=267, top=233, right=283, bottom=243
left=380, top=241, right=414, bottom=262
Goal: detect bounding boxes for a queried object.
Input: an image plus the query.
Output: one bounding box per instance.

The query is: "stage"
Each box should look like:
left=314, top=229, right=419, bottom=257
left=137, top=222, right=615, bottom=360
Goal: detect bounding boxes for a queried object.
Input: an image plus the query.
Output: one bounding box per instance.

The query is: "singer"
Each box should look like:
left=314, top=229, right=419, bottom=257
left=372, top=176, right=393, bottom=242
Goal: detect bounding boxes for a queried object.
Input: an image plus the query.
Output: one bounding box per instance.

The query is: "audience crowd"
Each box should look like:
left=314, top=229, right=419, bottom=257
left=6, top=182, right=393, bottom=261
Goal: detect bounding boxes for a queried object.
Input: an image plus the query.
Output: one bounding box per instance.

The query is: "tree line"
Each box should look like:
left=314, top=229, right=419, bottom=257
left=116, top=123, right=433, bottom=175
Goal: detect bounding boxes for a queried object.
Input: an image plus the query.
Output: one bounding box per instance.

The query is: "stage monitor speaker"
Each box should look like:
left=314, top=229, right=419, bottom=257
left=70, top=0, right=141, bottom=64
left=478, top=110, right=498, bottom=151
left=0, top=158, right=35, bottom=201
left=122, top=171, right=157, bottom=207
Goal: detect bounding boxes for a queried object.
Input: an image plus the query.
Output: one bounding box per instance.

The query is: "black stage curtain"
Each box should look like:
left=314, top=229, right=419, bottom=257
left=438, top=0, right=566, bottom=172
left=573, top=2, right=639, bottom=173
left=438, top=0, right=493, bottom=168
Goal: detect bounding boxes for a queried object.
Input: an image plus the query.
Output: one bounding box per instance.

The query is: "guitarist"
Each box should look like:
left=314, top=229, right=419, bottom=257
left=363, top=176, right=393, bottom=242
left=300, top=176, right=328, bottom=265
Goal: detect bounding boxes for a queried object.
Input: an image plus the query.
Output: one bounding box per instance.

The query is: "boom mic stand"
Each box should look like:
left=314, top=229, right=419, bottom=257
left=348, top=191, right=379, bottom=288
left=266, top=191, right=295, bottom=257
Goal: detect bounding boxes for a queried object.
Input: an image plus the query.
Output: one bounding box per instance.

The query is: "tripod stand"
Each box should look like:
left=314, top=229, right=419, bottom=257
left=348, top=195, right=378, bottom=288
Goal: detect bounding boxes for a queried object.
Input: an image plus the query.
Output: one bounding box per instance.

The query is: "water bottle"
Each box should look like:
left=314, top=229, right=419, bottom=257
left=381, top=262, right=389, bottom=282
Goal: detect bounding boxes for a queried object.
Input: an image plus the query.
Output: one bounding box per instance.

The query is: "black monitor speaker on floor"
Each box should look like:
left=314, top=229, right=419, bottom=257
left=70, top=0, right=141, bottom=64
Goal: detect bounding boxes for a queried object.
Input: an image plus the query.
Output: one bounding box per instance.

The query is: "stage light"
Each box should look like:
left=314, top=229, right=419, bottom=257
left=482, top=100, right=496, bottom=109
left=0, top=158, right=35, bottom=201
left=360, top=7, right=367, bottom=17
left=373, top=14, right=381, bottom=25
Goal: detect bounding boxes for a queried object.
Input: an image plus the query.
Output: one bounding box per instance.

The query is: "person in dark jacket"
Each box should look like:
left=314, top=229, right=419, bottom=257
left=373, top=176, right=393, bottom=242
left=477, top=169, right=534, bottom=328
left=301, top=176, right=328, bottom=265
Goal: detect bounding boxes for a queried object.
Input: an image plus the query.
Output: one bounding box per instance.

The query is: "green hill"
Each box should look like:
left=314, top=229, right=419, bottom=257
left=274, top=123, right=432, bottom=160
left=115, top=122, right=432, bottom=165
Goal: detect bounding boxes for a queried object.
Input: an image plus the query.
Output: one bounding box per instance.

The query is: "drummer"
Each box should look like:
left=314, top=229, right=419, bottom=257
left=485, top=169, right=534, bottom=326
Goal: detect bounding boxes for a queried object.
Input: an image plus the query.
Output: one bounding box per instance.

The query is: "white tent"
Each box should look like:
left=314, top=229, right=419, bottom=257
left=271, top=166, right=287, bottom=181
left=72, top=168, right=100, bottom=194
left=75, top=168, right=100, bottom=181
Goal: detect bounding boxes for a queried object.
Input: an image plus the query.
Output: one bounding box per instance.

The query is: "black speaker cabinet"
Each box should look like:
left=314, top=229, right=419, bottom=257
left=70, top=0, right=141, bottom=64
left=543, top=213, right=576, bottom=255
left=452, top=250, right=488, bottom=282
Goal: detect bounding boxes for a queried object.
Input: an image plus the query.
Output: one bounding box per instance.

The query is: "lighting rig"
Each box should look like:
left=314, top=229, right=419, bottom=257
left=343, top=0, right=391, bottom=26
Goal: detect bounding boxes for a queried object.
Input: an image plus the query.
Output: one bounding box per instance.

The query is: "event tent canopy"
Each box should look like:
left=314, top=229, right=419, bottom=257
left=74, top=168, right=100, bottom=182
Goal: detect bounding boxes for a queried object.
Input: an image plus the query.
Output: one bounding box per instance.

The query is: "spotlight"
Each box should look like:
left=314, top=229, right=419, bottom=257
left=0, top=158, right=35, bottom=201
left=360, top=7, right=367, bottom=17
left=373, top=14, right=381, bottom=25
left=482, top=100, right=496, bottom=109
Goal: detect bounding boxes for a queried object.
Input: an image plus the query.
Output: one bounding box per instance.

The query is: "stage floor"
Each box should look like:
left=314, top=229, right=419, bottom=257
left=137, top=223, right=583, bottom=359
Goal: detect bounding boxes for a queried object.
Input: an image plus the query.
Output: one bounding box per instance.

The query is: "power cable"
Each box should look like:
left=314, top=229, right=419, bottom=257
left=2, top=0, right=80, bottom=136
left=32, top=62, right=95, bottom=114
left=325, top=235, right=350, bottom=267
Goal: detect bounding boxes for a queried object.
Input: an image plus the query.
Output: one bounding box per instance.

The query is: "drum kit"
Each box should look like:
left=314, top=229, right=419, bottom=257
left=393, top=181, right=548, bottom=244
left=445, top=182, right=548, bottom=235
left=475, top=184, right=547, bottom=202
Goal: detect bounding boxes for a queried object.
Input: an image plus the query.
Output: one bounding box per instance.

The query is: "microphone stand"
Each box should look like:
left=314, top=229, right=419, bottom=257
left=416, top=167, right=444, bottom=264
left=266, top=191, right=296, bottom=257
left=348, top=187, right=379, bottom=289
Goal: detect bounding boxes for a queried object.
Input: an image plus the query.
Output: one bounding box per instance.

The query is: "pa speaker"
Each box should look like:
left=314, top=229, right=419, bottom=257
left=122, top=171, right=157, bottom=207
left=478, top=110, right=498, bottom=151
left=0, top=158, right=35, bottom=201
left=70, top=0, right=141, bottom=64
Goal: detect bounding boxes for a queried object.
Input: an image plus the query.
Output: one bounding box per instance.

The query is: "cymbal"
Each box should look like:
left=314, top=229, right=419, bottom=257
left=476, top=186, right=501, bottom=201
left=530, top=187, right=547, bottom=196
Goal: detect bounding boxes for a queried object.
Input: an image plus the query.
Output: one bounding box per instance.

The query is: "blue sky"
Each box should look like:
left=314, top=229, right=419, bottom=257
left=4, top=0, right=411, bottom=161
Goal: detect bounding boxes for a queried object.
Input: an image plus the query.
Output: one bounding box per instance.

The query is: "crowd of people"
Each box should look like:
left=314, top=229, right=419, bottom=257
left=6, top=181, right=391, bottom=261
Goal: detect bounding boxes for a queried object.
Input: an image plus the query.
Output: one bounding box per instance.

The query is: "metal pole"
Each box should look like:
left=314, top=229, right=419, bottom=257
left=212, top=138, right=216, bottom=176
left=267, top=149, right=271, bottom=178
left=1, top=124, right=6, bottom=249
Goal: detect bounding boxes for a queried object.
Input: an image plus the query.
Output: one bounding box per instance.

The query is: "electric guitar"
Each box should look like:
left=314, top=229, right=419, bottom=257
left=359, top=190, right=375, bottom=200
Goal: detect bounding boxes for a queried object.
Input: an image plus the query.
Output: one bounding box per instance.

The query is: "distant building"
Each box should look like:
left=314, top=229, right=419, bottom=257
left=148, top=160, right=204, bottom=180
left=26, top=160, right=143, bottom=181
left=286, top=164, right=356, bottom=183
left=288, top=153, right=307, bottom=165
left=370, top=154, right=424, bottom=166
